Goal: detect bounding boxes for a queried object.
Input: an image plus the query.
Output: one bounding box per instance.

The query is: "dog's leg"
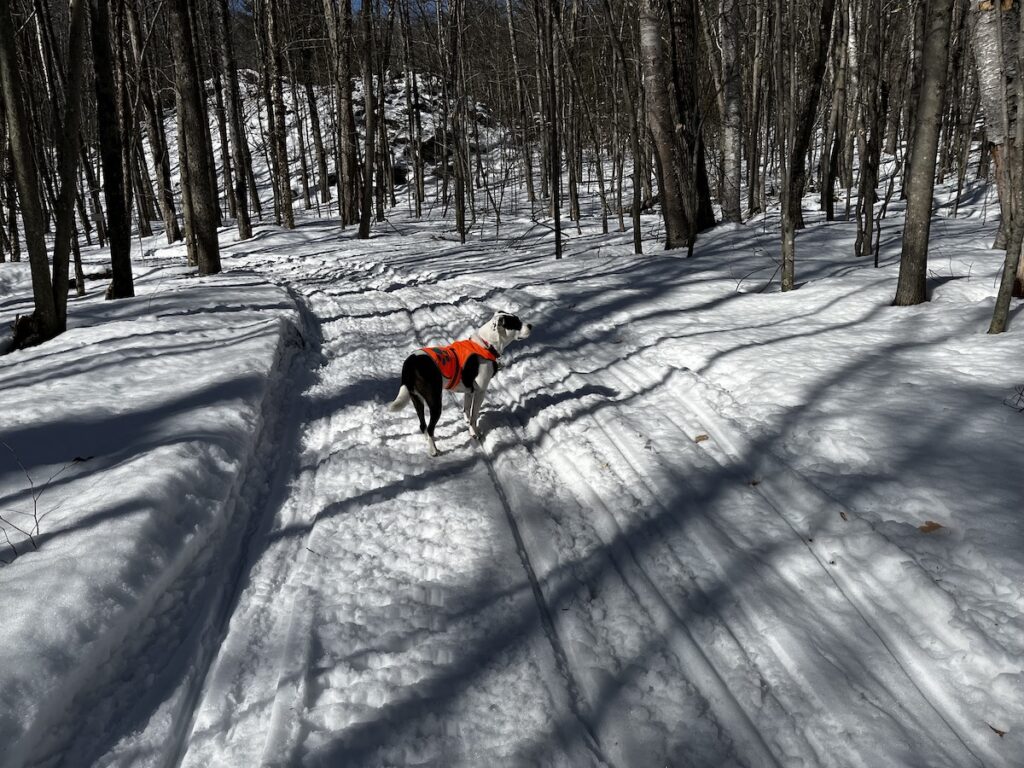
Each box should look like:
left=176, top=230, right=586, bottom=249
left=468, top=390, right=485, bottom=438
left=412, top=393, right=439, bottom=456
left=465, top=392, right=479, bottom=438
left=425, top=389, right=442, bottom=457
left=411, top=393, right=428, bottom=434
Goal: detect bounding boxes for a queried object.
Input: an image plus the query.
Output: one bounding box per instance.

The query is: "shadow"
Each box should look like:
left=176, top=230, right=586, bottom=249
left=9, top=191, right=1018, bottom=767
left=292, top=220, right=1016, bottom=766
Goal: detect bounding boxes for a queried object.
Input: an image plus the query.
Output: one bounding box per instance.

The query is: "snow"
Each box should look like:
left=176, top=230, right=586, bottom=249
left=2, top=79, right=1023, bottom=766
left=3, top=194, right=1022, bottom=767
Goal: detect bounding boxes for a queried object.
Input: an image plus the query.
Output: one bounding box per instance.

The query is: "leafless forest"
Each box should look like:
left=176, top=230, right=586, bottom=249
left=1, top=0, right=1023, bottom=348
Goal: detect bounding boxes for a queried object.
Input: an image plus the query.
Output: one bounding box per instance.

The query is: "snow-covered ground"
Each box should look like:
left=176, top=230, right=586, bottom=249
left=2, top=66, right=1023, bottom=766
left=2, top=181, right=1022, bottom=767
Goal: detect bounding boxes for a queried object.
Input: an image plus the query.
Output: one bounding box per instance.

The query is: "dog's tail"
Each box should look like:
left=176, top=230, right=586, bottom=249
left=388, top=384, right=412, bottom=411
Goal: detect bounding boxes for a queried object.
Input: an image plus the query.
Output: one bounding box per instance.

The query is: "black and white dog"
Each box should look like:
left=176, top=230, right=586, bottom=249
left=389, top=312, right=532, bottom=456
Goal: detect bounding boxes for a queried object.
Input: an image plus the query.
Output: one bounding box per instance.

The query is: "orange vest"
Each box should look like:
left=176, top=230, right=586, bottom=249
left=422, top=339, right=498, bottom=390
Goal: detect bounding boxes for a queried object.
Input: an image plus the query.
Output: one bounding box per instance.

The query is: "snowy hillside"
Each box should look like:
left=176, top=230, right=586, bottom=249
left=1, top=74, right=1023, bottom=767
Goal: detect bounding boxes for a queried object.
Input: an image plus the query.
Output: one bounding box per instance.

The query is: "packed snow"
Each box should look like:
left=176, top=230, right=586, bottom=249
left=2, top=70, right=1023, bottom=767
left=3, top=185, right=1023, bottom=767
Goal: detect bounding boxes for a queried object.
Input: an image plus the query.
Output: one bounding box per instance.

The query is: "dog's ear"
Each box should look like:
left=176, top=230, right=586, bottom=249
left=497, top=313, right=523, bottom=332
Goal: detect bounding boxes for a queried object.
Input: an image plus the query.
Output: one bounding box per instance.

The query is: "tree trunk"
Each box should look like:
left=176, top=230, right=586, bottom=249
left=323, top=0, right=359, bottom=224
left=0, top=0, right=59, bottom=341
left=819, top=2, right=847, bottom=220
left=303, top=54, right=330, bottom=205
left=507, top=0, right=536, bottom=205
left=668, top=0, right=716, bottom=238
left=971, top=0, right=1024, bottom=278
left=600, top=0, right=643, bottom=253
left=359, top=2, right=376, bottom=239
left=777, top=0, right=837, bottom=291
left=90, top=0, right=134, bottom=299
left=895, top=0, right=955, bottom=306
left=545, top=0, right=562, bottom=258
left=169, top=0, right=221, bottom=274
left=855, top=0, right=884, bottom=260
left=990, top=0, right=1024, bottom=330
left=719, top=0, right=742, bottom=222
left=215, top=0, right=252, bottom=240
left=51, top=0, right=89, bottom=326
left=639, top=0, right=690, bottom=249
left=266, top=0, right=293, bottom=228
left=127, top=0, right=181, bottom=242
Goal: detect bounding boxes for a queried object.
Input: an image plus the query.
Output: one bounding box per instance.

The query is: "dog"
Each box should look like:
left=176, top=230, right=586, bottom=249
left=388, top=311, right=532, bottom=456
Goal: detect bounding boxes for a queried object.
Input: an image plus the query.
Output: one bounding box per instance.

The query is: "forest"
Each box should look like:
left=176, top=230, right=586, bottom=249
left=2, top=0, right=1022, bottom=350
left=3, top=2, right=1024, bottom=766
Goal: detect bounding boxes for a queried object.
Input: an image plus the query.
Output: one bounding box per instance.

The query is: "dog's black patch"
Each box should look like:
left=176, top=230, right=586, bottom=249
left=462, top=353, right=481, bottom=390
left=402, top=354, right=444, bottom=436
left=498, top=314, right=523, bottom=331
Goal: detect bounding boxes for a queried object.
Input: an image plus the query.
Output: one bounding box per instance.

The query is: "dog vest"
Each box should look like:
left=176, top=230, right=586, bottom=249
left=421, top=339, right=498, bottom=390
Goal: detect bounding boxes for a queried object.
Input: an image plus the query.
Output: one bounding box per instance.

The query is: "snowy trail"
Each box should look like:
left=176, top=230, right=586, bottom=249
left=158, top=220, right=1017, bottom=768
left=177, top=243, right=600, bottom=767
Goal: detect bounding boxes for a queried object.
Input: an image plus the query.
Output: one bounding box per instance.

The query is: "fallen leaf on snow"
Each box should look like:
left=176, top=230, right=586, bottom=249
left=918, top=521, right=944, bottom=534
left=987, top=723, right=1007, bottom=738
left=694, top=434, right=710, bottom=443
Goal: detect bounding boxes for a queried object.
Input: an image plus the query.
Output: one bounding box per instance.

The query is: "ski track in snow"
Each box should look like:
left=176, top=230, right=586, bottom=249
left=11, top=217, right=1017, bottom=768
left=175, top=250, right=598, bottom=768
left=153, top=227, right=1014, bottom=768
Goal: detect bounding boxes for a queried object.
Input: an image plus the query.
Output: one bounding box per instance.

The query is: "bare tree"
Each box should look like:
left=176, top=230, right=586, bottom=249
left=168, top=0, right=221, bottom=275
left=894, top=0, right=955, bottom=306
left=359, top=0, right=377, bottom=239
left=216, top=0, right=253, bottom=240
left=90, top=0, right=134, bottom=299
left=0, top=0, right=59, bottom=342
left=641, top=0, right=690, bottom=249
left=775, top=0, right=838, bottom=291
left=988, top=0, right=1024, bottom=332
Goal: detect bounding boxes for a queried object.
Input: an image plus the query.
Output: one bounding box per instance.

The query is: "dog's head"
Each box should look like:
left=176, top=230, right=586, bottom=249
left=478, top=311, right=532, bottom=353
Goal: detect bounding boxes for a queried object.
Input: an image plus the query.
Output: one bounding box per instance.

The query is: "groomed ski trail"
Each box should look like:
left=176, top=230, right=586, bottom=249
left=163, top=219, right=1015, bottom=768
left=176, top=241, right=599, bottom=768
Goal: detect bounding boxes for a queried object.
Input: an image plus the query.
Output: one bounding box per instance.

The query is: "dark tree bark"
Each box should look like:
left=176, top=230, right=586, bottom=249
left=303, top=51, right=330, bottom=205
left=127, top=0, right=182, bottom=243
left=989, top=0, right=1024, bottom=331
left=600, top=0, right=643, bottom=253
left=544, top=0, right=562, bottom=258
left=667, top=0, right=716, bottom=238
left=51, top=0, right=89, bottom=326
left=216, top=0, right=252, bottom=240
left=90, top=0, right=134, bottom=299
left=323, top=0, right=359, bottom=224
left=358, top=2, right=377, bottom=239
left=640, top=0, right=690, bottom=249
left=855, top=0, right=884, bottom=261
left=169, top=0, right=221, bottom=274
left=266, top=0, right=294, bottom=228
left=0, top=0, right=59, bottom=341
left=776, top=0, right=837, bottom=291
left=895, top=0, right=955, bottom=306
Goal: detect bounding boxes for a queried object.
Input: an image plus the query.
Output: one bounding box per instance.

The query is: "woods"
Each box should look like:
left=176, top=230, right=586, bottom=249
left=1, top=0, right=1024, bottom=347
